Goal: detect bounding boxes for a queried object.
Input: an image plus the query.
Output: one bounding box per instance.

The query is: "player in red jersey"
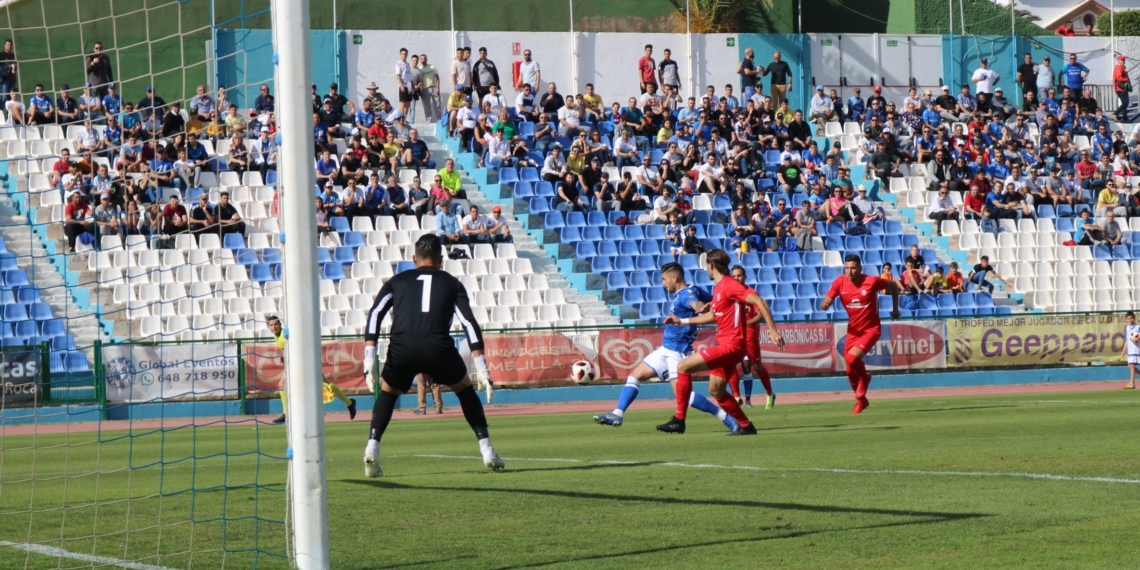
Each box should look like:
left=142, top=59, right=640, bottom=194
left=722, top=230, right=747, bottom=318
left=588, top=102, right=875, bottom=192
left=820, top=254, right=901, bottom=414
left=658, top=250, right=784, bottom=435
left=729, top=265, right=776, bottom=409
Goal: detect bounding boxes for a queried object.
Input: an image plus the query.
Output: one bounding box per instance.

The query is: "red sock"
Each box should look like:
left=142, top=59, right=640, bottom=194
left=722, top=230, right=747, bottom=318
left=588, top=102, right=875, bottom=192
left=675, top=372, right=693, bottom=420
left=716, top=393, right=751, bottom=427
left=845, top=351, right=868, bottom=397
left=727, top=368, right=741, bottom=399
left=756, top=366, right=774, bottom=396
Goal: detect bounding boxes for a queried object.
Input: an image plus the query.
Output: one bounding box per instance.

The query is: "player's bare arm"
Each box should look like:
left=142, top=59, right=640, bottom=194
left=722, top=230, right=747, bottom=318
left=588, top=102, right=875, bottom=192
left=664, top=311, right=715, bottom=327
left=886, top=280, right=902, bottom=319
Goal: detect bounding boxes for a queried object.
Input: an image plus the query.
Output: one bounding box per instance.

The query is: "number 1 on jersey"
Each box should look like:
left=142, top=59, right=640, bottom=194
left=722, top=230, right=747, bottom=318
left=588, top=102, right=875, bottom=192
left=417, top=275, right=433, bottom=312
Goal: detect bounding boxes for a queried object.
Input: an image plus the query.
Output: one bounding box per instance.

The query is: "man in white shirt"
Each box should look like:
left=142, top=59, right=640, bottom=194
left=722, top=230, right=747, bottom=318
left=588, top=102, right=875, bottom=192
left=514, top=84, right=536, bottom=122
left=541, top=145, right=567, bottom=182
left=612, top=130, right=639, bottom=168
left=653, top=186, right=679, bottom=223
left=395, top=48, right=415, bottom=117
left=487, top=205, right=512, bottom=243
left=638, top=83, right=662, bottom=111
left=251, top=126, right=277, bottom=180
left=486, top=132, right=513, bottom=168
left=926, top=182, right=959, bottom=236
left=462, top=205, right=491, bottom=244
left=1003, top=164, right=1036, bottom=196
left=971, top=58, right=999, bottom=95
left=557, top=98, right=588, bottom=138
left=481, top=84, right=506, bottom=113
left=635, top=154, right=663, bottom=195
left=518, top=49, right=541, bottom=93
left=697, top=154, right=726, bottom=194
left=75, top=119, right=101, bottom=152
left=809, top=85, right=838, bottom=135
left=340, top=176, right=366, bottom=220
left=455, top=97, right=479, bottom=150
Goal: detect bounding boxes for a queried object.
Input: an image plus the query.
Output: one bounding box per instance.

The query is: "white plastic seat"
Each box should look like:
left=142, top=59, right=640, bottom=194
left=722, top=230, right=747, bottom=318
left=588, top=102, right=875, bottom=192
left=228, top=297, right=252, bottom=315
left=466, top=259, right=489, bottom=276
left=503, top=274, right=527, bottom=291
left=513, top=258, right=533, bottom=274
left=528, top=274, right=548, bottom=290
left=513, top=306, right=537, bottom=322
left=224, top=265, right=249, bottom=282
left=480, top=275, right=502, bottom=292
left=497, top=291, right=520, bottom=307
left=544, top=289, right=566, bottom=305
left=488, top=259, right=512, bottom=275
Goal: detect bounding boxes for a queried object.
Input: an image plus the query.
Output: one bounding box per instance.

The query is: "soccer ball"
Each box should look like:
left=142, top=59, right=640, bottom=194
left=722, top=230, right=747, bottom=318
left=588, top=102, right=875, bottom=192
left=570, top=360, right=596, bottom=385
left=1130, top=332, right=1140, bottom=344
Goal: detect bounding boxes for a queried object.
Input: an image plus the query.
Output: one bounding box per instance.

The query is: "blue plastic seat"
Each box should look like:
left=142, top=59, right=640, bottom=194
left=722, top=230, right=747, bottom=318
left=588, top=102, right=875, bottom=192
left=498, top=167, right=519, bottom=184
left=824, top=235, right=844, bottom=250
left=866, top=221, right=884, bottom=235
left=740, top=253, right=761, bottom=269
left=639, top=302, right=662, bottom=320
left=605, top=272, right=627, bottom=289
left=764, top=150, right=781, bottom=167
left=1093, top=245, right=1112, bottom=260
left=799, top=267, right=820, bottom=282
left=645, top=286, right=667, bottom=303
left=575, top=242, right=597, bottom=258
left=560, top=227, right=582, bottom=243
left=0, top=253, right=16, bottom=271
left=775, top=283, right=796, bottom=298
left=29, top=302, right=52, bottom=321
left=598, top=226, right=620, bottom=241
left=844, top=236, right=865, bottom=251
left=13, top=319, right=35, bottom=338
left=222, top=233, right=246, bottom=250
left=39, top=319, right=64, bottom=338
left=321, top=263, right=346, bottom=280
left=250, top=263, right=275, bottom=283
left=14, top=287, right=39, bottom=303
left=639, top=241, right=662, bottom=256
left=513, top=181, right=535, bottom=198
left=884, top=220, right=903, bottom=234
left=634, top=255, right=658, bottom=271
left=622, top=288, right=645, bottom=305
left=394, top=260, right=414, bottom=274
left=757, top=268, right=778, bottom=283
left=50, top=335, right=75, bottom=351
left=771, top=299, right=792, bottom=314
left=3, top=269, right=30, bottom=288
left=66, top=351, right=91, bottom=373
left=760, top=252, right=782, bottom=268
left=693, top=270, right=713, bottom=287
left=781, top=252, right=802, bottom=268
left=617, top=240, right=639, bottom=256
left=777, top=268, right=798, bottom=282
left=677, top=254, right=699, bottom=270
left=586, top=211, right=607, bottom=226
left=956, top=293, right=977, bottom=309
left=543, top=211, right=565, bottom=229
left=1112, top=245, right=1130, bottom=259
left=342, top=231, right=365, bottom=248
left=519, top=167, right=540, bottom=182
left=534, top=181, right=555, bottom=197
left=234, top=248, right=258, bottom=265
left=614, top=255, right=635, bottom=271
left=591, top=256, right=615, bottom=273
left=936, top=294, right=956, bottom=309
left=3, top=303, right=28, bottom=322
left=792, top=298, right=814, bottom=314
left=597, top=241, right=618, bottom=256
left=706, top=224, right=727, bottom=239
left=261, top=248, right=283, bottom=264
left=528, top=197, right=551, bottom=214
left=628, top=271, right=651, bottom=288
left=917, top=294, right=937, bottom=310
left=621, top=225, right=645, bottom=240
left=864, top=235, right=884, bottom=250
left=711, top=194, right=731, bottom=210
left=328, top=216, right=350, bottom=234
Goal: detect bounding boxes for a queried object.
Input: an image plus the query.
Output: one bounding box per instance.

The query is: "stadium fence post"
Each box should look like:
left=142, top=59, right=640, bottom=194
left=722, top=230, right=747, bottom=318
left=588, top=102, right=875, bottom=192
left=274, top=0, right=331, bottom=567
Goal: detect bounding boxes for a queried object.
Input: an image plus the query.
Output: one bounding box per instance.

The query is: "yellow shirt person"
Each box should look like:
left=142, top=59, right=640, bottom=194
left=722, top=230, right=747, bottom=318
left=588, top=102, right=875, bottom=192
left=268, top=316, right=356, bottom=424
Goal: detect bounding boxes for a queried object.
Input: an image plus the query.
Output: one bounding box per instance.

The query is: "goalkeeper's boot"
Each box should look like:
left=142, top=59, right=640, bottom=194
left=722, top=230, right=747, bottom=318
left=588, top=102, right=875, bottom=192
left=482, top=448, right=505, bottom=472
left=593, top=412, right=623, bottom=427
left=347, top=398, right=358, bottom=420
left=656, top=416, right=686, bottom=434
left=272, top=414, right=286, bottom=424
left=363, top=442, right=382, bottom=478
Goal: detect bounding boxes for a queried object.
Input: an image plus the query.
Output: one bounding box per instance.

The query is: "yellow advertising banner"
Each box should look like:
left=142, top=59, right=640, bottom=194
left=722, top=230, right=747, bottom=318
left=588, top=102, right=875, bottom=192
left=948, top=313, right=1128, bottom=368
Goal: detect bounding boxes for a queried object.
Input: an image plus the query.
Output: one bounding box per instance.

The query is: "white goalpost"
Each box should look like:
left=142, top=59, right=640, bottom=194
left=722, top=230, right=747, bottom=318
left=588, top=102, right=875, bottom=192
left=272, top=0, right=332, bottom=567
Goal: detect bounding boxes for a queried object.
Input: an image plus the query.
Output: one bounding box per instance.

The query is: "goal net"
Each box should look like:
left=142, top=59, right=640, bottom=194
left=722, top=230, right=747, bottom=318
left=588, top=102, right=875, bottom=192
left=0, top=0, right=301, bottom=567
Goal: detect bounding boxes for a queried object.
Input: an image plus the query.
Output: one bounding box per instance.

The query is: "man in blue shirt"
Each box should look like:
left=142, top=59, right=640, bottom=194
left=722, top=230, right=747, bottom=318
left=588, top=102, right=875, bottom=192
left=145, top=152, right=175, bottom=202
left=56, top=84, right=79, bottom=124
left=435, top=198, right=463, bottom=244
left=26, top=84, right=53, bottom=124
left=185, top=132, right=210, bottom=176
left=676, top=97, right=699, bottom=127
left=315, top=149, right=338, bottom=187
left=254, top=84, right=275, bottom=114
left=1091, top=124, right=1113, bottom=160
left=593, top=261, right=738, bottom=431
left=1063, top=53, right=1089, bottom=93
left=847, top=88, right=866, bottom=124
left=354, top=98, right=376, bottom=132
left=101, top=83, right=121, bottom=116
left=362, top=173, right=388, bottom=217
left=137, top=85, right=166, bottom=121
left=400, top=128, right=434, bottom=171
left=102, top=114, right=122, bottom=154
left=118, top=101, right=142, bottom=139
left=385, top=174, right=408, bottom=217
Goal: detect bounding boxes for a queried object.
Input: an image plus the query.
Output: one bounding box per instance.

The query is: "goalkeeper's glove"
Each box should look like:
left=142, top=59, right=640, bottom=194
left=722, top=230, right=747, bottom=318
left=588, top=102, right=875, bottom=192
left=473, top=355, right=494, bottom=403
left=363, top=345, right=381, bottom=394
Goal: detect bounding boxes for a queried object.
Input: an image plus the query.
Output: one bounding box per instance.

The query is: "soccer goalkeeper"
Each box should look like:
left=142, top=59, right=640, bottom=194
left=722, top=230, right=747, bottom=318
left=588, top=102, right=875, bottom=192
left=268, top=315, right=357, bottom=424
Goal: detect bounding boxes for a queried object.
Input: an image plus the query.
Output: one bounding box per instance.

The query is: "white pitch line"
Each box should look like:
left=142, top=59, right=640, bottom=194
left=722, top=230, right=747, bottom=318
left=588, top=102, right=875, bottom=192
left=0, top=541, right=179, bottom=570
left=411, top=454, right=1140, bottom=485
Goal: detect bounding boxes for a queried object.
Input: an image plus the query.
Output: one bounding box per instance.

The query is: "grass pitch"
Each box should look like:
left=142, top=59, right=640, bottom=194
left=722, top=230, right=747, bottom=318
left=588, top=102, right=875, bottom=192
left=2, top=389, right=1140, bottom=569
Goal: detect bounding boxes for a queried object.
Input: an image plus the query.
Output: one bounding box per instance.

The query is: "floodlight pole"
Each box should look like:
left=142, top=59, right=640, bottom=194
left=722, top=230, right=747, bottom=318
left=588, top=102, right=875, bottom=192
left=274, top=0, right=331, bottom=568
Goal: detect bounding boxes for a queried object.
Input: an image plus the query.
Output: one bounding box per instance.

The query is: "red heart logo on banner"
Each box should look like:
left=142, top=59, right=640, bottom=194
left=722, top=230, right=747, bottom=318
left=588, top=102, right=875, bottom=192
left=601, top=338, right=655, bottom=368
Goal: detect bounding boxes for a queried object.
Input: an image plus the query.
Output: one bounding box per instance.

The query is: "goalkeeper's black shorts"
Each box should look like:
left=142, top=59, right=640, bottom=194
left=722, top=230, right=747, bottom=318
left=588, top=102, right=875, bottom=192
left=381, top=345, right=468, bottom=393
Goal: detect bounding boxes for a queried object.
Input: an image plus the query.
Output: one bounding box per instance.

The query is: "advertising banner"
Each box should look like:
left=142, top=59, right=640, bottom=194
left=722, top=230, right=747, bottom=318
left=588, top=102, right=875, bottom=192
left=483, top=332, right=591, bottom=386
left=243, top=338, right=367, bottom=393
left=948, top=313, right=1127, bottom=368
left=597, top=323, right=838, bottom=380
left=834, top=320, right=947, bottom=371
left=1, top=348, right=42, bottom=407
left=102, top=343, right=240, bottom=403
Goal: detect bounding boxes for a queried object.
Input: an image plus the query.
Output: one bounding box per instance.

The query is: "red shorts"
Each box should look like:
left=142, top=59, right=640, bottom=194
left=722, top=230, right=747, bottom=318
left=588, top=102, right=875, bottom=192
left=745, top=338, right=761, bottom=364
left=701, top=343, right=747, bottom=381
left=846, top=329, right=882, bottom=355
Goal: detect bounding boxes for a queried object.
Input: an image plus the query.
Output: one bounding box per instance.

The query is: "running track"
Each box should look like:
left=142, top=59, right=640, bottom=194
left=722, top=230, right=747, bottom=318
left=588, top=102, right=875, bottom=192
left=1, top=380, right=1129, bottom=436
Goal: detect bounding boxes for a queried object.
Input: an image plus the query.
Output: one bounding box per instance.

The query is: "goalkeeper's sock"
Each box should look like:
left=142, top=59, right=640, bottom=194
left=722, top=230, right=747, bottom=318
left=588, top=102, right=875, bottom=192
left=690, top=391, right=727, bottom=421
left=368, top=390, right=398, bottom=442
left=328, top=382, right=352, bottom=407
left=612, top=376, right=640, bottom=418
left=278, top=389, right=287, bottom=414
left=742, top=373, right=754, bottom=399
left=456, top=385, right=490, bottom=440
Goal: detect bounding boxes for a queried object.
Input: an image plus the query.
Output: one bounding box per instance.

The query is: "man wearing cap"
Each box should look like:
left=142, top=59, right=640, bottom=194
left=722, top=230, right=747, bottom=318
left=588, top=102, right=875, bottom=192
left=991, top=87, right=1016, bottom=120
left=1113, top=55, right=1132, bottom=122
left=85, top=41, right=113, bottom=97
left=92, top=192, right=124, bottom=244
left=971, top=58, right=999, bottom=95
left=323, top=82, right=349, bottom=114
left=864, top=85, right=884, bottom=110
left=250, top=126, right=277, bottom=181
left=933, top=85, right=960, bottom=123
left=137, top=85, right=166, bottom=122
left=487, top=205, right=512, bottom=243
left=809, top=85, right=837, bottom=135
left=52, top=84, right=78, bottom=125
left=79, top=83, right=102, bottom=122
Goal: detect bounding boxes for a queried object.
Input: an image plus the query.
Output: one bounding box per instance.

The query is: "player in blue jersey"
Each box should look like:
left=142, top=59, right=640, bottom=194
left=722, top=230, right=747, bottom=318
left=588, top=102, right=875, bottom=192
left=594, top=262, right=739, bottom=432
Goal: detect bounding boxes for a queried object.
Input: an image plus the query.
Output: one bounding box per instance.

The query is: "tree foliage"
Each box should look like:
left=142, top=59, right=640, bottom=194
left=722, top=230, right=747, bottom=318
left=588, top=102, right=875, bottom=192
left=667, top=0, right=768, bottom=33
left=1101, top=10, right=1140, bottom=38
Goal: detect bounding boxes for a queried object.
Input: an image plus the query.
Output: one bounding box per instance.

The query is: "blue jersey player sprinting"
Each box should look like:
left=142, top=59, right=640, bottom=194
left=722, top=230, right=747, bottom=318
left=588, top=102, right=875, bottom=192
left=594, top=262, right=738, bottom=432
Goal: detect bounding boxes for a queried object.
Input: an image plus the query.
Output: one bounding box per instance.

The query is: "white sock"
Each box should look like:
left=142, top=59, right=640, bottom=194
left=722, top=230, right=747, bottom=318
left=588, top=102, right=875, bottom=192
left=365, top=439, right=379, bottom=456
left=715, top=409, right=728, bottom=421
left=742, top=373, right=754, bottom=381
left=478, top=437, right=494, bottom=456
left=611, top=409, right=624, bottom=418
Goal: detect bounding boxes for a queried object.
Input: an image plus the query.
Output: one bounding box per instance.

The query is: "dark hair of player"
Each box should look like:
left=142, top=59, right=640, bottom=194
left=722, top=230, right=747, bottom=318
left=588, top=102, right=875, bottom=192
left=414, top=234, right=443, bottom=262
left=661, top=262, right=685, bottom=279
left=844, top=254, right=862, bottom=266
left=730, top=265, right=744, bottom=275
left=1127, top=310, right=1136, bottom=318
left=706, top=249, right=731, bottom=276
left=266, top=315, right=280, bottom=323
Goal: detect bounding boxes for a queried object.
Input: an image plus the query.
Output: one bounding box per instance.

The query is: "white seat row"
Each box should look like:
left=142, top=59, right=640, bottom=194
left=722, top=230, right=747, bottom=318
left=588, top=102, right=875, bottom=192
left=1011, top=273, right=1137, bottom=294
left=975, top=245, right=1097, bottom=264
left=957, top=230, right=1069, bottom=250
left=996, top=259, right=1136, bottom=280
